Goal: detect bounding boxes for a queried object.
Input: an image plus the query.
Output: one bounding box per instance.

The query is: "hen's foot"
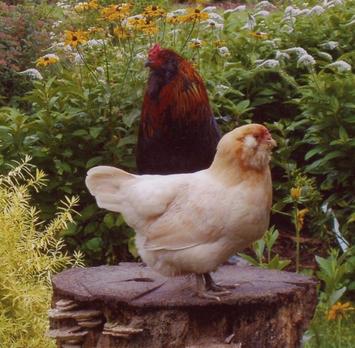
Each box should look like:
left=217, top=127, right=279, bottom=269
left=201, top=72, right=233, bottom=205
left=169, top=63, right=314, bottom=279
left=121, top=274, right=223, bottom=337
left=203, top=273, right=239, bottom=292
left=195, top=274, right=230, bottom=301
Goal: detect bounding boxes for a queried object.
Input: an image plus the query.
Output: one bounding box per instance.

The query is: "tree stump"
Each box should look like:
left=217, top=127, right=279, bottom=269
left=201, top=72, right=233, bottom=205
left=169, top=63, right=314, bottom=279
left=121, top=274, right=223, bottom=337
left=49, top=262, right=317, bottom=348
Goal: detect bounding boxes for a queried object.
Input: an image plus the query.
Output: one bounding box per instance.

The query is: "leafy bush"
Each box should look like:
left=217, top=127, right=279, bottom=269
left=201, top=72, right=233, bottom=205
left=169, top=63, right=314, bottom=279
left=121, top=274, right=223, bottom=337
left=0, top=0, right=354, bottom=264
left=0, top=1, right=52, bottom=105
left=0, top=157, right=83, bottom=347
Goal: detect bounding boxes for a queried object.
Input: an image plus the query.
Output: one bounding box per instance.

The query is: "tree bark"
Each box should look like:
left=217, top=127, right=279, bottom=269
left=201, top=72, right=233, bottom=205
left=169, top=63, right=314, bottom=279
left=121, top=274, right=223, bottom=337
left=49, top=262, right=317, bottom=348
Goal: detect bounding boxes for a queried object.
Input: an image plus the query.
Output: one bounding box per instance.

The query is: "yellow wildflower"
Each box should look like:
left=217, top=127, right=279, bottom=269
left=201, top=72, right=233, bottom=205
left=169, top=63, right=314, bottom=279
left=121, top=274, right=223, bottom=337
left=250, top=31, right=269, bottom=39
left=144, top=5, right=166, bottom=18
left=139, top=18, right=159, bottom=35
left=88, top=27, right=104, bottom=34
left=113, top=27, right=131, bottom=40
left=291, top=187, right=301, bottom=200
left=75, top=3, right=88, bottom=12
left=166, top=14, right=184, bottom=25
left=327, top=302, right=354, bottom=321
left=214, top=40, right=226, bottom=48
left=182, top=7, right=209, bottom=22
left=189, top=38, right=203, bottom=49
left=36, top=54, right=59, bottom=67
left=296, top=208, right=309, bottom=230
left=101, top=3, right=131, bottom=21
left=88, top=0, right=99, bottom=10
left=64, top=30, right=88, bottom=48
left=126, top=15, right=145, bottom=28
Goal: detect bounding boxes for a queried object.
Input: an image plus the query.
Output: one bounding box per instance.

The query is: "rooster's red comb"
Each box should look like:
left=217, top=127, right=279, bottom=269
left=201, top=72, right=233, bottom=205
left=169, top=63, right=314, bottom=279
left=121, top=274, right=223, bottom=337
left=148, top=44, right=162, bottom=60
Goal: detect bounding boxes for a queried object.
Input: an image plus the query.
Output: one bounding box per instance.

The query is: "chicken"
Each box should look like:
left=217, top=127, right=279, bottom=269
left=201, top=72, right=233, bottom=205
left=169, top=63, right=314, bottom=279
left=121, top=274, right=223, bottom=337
left=86, top=124, right=276, bottom=300
left=136, top=44, right=221, bottom=175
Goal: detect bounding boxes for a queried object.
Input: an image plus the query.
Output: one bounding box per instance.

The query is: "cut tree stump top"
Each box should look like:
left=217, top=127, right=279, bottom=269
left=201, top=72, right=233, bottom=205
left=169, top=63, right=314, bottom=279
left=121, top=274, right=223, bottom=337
left=52, top=262, right=316, bottom=308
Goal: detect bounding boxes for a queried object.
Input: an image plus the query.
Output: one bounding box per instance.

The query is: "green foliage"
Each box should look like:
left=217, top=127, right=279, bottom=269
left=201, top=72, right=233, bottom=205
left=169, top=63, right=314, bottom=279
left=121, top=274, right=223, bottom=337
left=0, top=156, right=84, bottom=347
left=0, top=1, right=354, bottom=266
left=0, top=1, right=53, bottom=105
left=239, top=226, right=291, bottom=270
left=316, top=247, right=355, bottom=305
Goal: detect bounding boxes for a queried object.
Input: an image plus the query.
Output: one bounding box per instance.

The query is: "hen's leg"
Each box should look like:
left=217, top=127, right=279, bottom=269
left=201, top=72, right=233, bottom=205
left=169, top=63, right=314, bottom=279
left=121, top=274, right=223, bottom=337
left=195, top=274, right=229, bottom=301
left=203, top=272, right=238, bottom=291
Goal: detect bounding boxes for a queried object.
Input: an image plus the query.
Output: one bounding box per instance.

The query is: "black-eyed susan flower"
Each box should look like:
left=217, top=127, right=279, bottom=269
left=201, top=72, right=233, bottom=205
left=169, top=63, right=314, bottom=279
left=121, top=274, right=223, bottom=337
left=36, top=54, right=59, bottom=67
left=183, top=7, right=209, bottom=22
left=144, top=5, right=166, bottom=18
left=101, top=3, right=131, bottom=21
left=126, top=15, right=146, bottom=31
left=113, top=26, right=131, bottom=40
left=327, top=302, right=354, bottom=321
left=74, top=1, right=98, bottom=12
left=214, top=40, right=226, bottom=48
left=140, top=19, right=159, bottom=36
left=189, top=38, right=203, bottom=49
left=250, top=31, right=269, bottom=39
left=74, top=2, right=89, bottom=12
left=166, top=13, right=184, bottom=25
left=65, top=30, right=88, bottom=48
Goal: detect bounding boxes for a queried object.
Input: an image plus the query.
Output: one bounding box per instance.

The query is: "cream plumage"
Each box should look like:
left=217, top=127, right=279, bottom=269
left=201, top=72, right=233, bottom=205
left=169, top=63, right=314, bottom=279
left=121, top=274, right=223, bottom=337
left=86, top=124, right=276, bottom=300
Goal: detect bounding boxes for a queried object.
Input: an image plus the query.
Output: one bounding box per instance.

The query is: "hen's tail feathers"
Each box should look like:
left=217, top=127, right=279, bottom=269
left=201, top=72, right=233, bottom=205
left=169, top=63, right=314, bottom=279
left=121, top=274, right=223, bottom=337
left=86, top=166, right=136, bottom=212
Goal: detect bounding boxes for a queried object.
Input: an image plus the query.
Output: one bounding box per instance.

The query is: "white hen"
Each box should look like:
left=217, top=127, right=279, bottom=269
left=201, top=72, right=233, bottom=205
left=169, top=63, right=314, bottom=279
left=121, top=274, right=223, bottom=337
left=86, top=124, right=276, bottom=299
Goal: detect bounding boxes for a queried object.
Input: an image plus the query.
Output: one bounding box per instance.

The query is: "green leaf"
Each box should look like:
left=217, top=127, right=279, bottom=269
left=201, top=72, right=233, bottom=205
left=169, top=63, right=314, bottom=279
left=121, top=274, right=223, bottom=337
left=104, top=213, right=116, bottom=228
left=84, top=237, right=103, bottom=252
left=80, top=204, right=97, bottom=220
left=86, top=156, right=103, bottom=169
left=89, top=127, right=103, bottom=139
left=329, top=287, right=346, bottom=305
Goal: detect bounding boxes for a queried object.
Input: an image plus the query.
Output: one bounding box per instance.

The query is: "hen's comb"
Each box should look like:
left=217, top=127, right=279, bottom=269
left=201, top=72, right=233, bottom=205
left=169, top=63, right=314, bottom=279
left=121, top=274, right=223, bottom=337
left=148, top=44, right=161, bottom=60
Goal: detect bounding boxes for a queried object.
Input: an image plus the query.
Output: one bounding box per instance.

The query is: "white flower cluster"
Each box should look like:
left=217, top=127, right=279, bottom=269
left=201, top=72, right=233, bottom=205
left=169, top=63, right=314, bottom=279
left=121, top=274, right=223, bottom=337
left=256, top=59, right=280, bottom=69
left=19, top=69, right=43, bottom=80
left=327, top=60, right=351, bottom=72
left=320, top=41, right=339, bottom=50
left=223, top=5, right=246, bottom=15
left=218, top=47, right=230, bottom=57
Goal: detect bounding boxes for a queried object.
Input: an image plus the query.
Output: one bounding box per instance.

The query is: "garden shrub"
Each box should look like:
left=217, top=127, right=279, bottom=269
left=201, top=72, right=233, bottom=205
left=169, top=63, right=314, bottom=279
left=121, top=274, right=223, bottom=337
left=0, top=0, right=354, bottom=264
left=0, top=157, right=83, bottom=348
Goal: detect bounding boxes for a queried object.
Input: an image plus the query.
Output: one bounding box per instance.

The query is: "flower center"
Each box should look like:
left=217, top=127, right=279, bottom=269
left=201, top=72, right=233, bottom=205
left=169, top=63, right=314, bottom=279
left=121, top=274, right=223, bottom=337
left=72, top=35, right=78, bottom=41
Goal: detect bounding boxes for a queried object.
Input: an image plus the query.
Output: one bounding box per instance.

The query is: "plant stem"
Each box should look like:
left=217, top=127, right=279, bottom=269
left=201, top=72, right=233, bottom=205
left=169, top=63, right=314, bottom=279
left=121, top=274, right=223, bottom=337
left=181, top=19, right=196, bottom=52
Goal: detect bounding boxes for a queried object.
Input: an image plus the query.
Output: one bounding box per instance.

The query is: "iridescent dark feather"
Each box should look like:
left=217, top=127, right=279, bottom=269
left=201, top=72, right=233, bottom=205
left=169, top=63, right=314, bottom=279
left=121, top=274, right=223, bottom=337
left=137, top=47, right=221, bottom=175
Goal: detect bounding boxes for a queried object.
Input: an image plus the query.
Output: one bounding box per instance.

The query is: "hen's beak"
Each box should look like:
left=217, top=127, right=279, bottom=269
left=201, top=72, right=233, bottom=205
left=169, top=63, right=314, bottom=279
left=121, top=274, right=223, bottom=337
left=264, top=133, right=277, bottom=148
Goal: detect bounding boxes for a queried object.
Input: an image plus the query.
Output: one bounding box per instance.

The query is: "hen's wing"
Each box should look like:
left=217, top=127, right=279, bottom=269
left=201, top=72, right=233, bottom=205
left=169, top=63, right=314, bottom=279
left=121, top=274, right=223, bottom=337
left=86, top=167, right=227, bottom=251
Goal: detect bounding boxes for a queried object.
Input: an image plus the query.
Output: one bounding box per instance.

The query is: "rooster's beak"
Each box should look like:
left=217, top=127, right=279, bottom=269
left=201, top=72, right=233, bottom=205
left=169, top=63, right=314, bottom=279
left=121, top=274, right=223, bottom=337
left=144, top=60, right=153, bottom=68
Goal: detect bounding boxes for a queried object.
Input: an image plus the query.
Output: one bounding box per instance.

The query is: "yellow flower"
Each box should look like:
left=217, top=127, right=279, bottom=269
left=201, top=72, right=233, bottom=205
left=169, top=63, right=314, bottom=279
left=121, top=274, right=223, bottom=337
left=127, top=15, right=146, bottom=29
left=75, top=2, right=88, bottom=12
left=113, top=27, right=131, bottom=39
left=88, top=27, right=104, bottom=34
left=250, top=31, right=269, bottom=39
left=189, top=38, right=203, bottom=49
left=327, top=302, right=354, bottom=321
left=144, top=5, right=166, bottom=18
left=214, top=40, right=226, bottom=48
left=182, top=7, right=209, bottom=22
left=36, top=54, right=59, bottom=67
left=166, top=14, right=184, bottom=25
left=101, top=3, right=131, bottom=21
left=64, top=30, right=88, bottom=48
left=296, top=208, right=309, bottom=230
left=88, top=0, right=99, bottom=10
left=291, top=187, right=301, bottom=200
